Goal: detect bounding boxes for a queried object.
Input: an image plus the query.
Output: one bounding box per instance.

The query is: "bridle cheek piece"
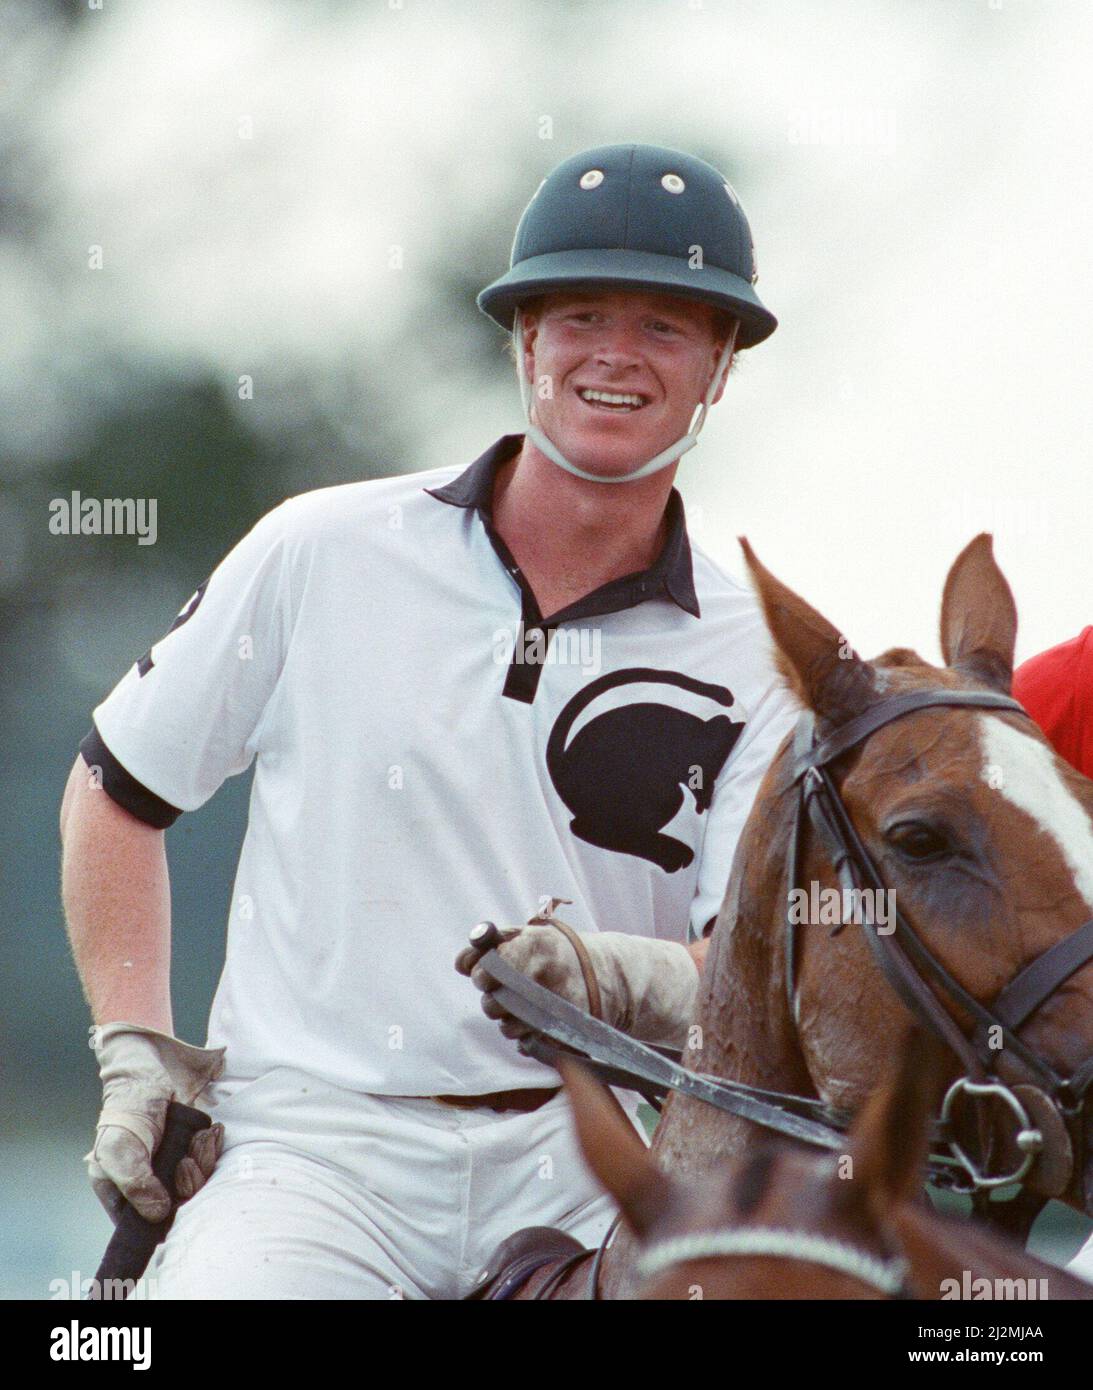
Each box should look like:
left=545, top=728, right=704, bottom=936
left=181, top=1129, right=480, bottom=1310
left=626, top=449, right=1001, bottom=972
left=782, top=688, right=1093, bottom=1197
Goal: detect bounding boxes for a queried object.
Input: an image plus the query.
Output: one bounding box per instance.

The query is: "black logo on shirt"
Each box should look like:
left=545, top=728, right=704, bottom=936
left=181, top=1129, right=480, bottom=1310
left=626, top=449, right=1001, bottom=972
left=137, top=581, right=208, bottom=677
left=546, top=669, right=743, bottom=872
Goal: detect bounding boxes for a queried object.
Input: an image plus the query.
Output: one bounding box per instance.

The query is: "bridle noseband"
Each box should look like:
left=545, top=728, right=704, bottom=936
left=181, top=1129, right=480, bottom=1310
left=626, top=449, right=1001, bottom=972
left=783, top=687, right=1093, bottom=1196
left=635, top=1225, right=911, bottom=1298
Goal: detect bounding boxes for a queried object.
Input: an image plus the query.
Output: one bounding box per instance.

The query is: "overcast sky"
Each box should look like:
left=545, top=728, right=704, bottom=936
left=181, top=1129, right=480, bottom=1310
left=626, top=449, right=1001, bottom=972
left=4, top=0, right=1090, bottom=664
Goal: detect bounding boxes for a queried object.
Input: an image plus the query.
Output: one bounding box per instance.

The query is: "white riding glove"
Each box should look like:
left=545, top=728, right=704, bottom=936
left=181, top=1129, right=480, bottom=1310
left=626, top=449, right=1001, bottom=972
left=456, top=922, right=699, bottom=1048
left=86, top=1022, right=226, bottom=1223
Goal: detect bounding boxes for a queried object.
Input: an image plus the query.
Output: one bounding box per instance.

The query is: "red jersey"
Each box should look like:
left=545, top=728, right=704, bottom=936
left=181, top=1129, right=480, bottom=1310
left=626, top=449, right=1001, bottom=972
left=1012, top=626, right=1093, bottom=780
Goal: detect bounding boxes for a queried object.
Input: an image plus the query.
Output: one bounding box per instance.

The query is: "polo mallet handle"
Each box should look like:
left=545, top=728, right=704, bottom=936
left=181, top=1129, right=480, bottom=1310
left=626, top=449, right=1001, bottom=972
left=89, top=1100, right=212, bottom=1298
left=467, top=920, right=633, bottom=1124
left=469, top=921, right=505, bottom=953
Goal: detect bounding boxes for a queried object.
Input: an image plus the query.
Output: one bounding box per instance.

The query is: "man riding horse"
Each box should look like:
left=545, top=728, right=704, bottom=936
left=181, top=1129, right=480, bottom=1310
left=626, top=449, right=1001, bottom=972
left=459, top=160, right=1093, bottom=1293
left=62, top=142, right=794, bottom=1298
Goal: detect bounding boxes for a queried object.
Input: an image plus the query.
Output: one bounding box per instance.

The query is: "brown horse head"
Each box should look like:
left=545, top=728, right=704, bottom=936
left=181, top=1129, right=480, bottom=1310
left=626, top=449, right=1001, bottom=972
left=563, top=1042, right=922, bottom=1298
left=563, top=1040, right=1093, bottom=1299
left=712, top=533, right=1093, bottom=1212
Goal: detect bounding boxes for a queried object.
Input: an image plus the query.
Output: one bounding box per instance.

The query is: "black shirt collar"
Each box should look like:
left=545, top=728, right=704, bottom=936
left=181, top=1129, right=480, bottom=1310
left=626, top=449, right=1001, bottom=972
left=426, top=434, right=700, bottom=619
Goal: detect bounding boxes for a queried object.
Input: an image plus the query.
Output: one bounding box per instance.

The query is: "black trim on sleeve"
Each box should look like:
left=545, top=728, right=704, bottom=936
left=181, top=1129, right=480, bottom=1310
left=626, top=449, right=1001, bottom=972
left=78, top=725, right=184, bottom=829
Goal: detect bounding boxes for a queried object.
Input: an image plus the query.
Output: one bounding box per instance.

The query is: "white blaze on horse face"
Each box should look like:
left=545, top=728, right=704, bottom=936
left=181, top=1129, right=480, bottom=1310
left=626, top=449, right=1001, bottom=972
left=978, top=717, right=1093, bottom=912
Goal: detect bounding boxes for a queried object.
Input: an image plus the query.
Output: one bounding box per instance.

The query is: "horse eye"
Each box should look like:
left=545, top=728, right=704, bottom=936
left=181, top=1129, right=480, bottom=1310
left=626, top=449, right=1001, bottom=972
left=887, top=822, right=951, bottom=861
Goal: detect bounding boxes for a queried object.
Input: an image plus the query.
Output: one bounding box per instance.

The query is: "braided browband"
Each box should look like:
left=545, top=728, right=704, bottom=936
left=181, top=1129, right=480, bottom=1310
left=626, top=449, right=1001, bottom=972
left=635, top=1227, right=910, bottom=1296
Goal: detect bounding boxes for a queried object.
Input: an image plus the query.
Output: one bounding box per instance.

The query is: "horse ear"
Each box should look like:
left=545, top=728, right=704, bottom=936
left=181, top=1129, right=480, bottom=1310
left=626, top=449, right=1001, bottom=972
left=940, top=535, right=1017, bottom=693
left=558, top=1057, right=670, bottom=1239
left=846, top=1027, right=942, bottom=1213
left=739, top=538, right=877, bottom=727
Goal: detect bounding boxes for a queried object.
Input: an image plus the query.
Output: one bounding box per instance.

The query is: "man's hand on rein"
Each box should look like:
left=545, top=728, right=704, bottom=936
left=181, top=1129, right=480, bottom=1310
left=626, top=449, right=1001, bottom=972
left=455, top=917, right=701, bottom=1048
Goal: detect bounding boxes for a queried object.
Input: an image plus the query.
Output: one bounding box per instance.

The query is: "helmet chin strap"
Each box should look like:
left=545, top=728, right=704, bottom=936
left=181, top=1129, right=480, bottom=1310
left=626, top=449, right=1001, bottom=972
left=513, top=315, right=738, bottom=484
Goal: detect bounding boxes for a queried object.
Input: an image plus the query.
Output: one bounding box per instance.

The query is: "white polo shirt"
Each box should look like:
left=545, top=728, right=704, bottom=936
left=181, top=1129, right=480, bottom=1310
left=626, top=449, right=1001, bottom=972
left=82, top=435, right=797, bottom=1095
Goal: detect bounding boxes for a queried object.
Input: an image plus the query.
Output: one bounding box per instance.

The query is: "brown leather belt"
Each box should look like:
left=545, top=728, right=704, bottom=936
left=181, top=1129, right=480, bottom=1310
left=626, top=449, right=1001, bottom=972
left=433, top=1087, right=561, bottom=1113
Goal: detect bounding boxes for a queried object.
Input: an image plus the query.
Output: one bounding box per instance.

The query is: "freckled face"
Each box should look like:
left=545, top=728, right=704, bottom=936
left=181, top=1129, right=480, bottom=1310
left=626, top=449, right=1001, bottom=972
left=519, top=290, right=731, bottom=479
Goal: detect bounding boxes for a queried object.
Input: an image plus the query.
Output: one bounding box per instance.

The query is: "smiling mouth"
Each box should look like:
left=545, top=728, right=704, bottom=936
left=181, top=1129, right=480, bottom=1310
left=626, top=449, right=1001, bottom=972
left=576, top=387, right=650, bottom=413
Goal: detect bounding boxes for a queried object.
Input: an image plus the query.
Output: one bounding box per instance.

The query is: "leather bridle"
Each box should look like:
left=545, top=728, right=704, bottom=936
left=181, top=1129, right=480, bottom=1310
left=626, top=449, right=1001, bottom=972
left=781, top=687, right=1093, bottom=1198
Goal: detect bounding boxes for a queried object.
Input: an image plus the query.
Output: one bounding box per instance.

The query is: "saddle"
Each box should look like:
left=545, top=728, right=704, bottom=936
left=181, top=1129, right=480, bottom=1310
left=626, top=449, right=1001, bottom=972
left=464, top=1226, right=586, bottom=1300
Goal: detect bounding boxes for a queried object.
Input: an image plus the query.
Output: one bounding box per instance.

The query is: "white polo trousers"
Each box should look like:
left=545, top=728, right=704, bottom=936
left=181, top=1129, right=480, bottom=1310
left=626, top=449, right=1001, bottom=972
left=150, top=1068, right=627, bottom=1299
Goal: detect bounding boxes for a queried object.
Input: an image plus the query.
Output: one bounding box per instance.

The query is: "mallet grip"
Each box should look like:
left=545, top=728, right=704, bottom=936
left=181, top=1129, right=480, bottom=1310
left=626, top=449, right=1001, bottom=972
left=469, top=920, right=505, bottom=953
left=89, top=1100, right=212, bottom=1298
